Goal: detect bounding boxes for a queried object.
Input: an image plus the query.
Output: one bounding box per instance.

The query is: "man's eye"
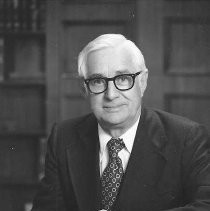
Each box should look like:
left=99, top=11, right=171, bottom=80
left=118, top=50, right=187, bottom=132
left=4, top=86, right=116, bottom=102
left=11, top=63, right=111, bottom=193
left=117, top=75, right=130, bottom=82
left=119, top=76, right=127, bottom=81
left=90, top=78, right=104, bottom=85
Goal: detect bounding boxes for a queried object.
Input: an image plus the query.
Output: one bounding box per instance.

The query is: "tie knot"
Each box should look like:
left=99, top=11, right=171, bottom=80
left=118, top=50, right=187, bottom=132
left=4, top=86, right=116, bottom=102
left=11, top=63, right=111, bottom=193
left=107, top=138, right=125, bottom=156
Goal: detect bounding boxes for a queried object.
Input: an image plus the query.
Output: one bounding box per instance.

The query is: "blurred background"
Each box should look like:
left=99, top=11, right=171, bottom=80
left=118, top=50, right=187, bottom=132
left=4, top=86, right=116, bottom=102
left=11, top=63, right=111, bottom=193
left=0, top=0, right=210, bottom=210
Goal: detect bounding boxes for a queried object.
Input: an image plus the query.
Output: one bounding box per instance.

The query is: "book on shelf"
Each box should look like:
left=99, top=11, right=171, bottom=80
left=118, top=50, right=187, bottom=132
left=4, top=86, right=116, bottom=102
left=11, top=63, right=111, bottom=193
left=0, top=0, right=45, bottom=32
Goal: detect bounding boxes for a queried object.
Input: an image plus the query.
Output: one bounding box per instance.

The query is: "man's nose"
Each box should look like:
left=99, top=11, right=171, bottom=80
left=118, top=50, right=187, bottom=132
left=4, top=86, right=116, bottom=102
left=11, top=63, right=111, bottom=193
left=105, top=81, right=119, bottom=99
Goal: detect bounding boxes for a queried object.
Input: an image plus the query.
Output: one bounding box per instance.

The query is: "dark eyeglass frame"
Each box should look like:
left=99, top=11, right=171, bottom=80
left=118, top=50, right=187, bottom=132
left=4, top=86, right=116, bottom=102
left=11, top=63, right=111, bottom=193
left=84, top=71, right=142, bottom=94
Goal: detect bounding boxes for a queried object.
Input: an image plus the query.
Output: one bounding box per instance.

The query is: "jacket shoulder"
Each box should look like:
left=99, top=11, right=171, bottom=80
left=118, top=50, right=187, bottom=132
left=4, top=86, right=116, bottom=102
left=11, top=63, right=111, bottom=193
left=152, top=108, right=199, bottom=128
left=58, top=113, right=95, bottom=129
left=143, top=107, right=205, bottom=140
left=143, top=107, right=209, bottom=150
left=48, top=113, right=97, bottom=146
left=146, top=109, right=199, bottom=128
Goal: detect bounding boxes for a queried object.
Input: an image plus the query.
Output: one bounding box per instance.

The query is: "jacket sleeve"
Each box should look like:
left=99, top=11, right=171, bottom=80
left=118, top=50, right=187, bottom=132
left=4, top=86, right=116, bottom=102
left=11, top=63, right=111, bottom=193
left=31, top=124, right=67, bottom=211
left=165, top=124, right=210, bottom=211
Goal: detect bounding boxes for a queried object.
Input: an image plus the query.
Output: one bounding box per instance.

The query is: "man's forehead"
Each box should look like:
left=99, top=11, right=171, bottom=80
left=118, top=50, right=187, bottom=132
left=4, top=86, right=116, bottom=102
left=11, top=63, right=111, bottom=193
left=86, top=47, right=136, bottom=76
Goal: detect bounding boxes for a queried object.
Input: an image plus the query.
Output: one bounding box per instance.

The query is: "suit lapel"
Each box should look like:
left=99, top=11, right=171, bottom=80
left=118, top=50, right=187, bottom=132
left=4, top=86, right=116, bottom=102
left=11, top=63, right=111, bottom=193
left=66, top=115, right=101, bottom=211
left=114, top=107, right=173, bottom=211
left=65, top=108, right=176, bottom=211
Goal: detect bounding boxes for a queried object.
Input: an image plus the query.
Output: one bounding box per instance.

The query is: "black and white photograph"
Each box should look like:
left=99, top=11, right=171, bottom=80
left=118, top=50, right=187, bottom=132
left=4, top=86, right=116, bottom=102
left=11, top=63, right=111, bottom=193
left=0, top=1, right=210, bottom=211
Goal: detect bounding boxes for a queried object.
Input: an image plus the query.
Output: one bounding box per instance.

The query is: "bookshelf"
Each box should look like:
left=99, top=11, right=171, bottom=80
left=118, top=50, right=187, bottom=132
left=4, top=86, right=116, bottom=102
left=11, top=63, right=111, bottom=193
left=0, top=1, right=46, bottom=211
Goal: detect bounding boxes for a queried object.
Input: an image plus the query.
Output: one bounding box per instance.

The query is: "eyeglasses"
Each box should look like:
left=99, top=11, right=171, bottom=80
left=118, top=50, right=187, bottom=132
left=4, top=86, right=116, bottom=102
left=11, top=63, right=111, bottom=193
left=84, top=71, right=142, bottom=94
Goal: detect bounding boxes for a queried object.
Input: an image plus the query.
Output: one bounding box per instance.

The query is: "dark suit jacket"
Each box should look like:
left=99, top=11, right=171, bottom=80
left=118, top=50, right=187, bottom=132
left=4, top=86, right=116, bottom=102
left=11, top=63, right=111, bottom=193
left=32, top=107, right=210, bottom=211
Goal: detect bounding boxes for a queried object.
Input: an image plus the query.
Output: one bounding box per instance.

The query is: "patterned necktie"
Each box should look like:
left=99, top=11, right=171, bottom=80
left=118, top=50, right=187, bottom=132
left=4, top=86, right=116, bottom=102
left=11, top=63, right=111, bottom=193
left=101, top=138, right=125, bottom=211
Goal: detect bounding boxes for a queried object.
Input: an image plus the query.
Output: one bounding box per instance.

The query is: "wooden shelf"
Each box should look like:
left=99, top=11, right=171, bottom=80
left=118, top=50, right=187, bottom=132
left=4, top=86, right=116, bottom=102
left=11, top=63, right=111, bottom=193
left=0, top=79, right=46, bottom=87
left=0, top=131, right=46, bottom=137
left=0, top=32, right=45, bottom=37
left=0, top=181, right=39, bottom=188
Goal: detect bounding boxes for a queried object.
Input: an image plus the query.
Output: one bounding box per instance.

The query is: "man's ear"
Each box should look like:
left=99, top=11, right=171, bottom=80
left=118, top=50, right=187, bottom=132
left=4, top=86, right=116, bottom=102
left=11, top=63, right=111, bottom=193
left=79, top=78, right=89, bottom=98
left=140, top=69, right=148, bottom=97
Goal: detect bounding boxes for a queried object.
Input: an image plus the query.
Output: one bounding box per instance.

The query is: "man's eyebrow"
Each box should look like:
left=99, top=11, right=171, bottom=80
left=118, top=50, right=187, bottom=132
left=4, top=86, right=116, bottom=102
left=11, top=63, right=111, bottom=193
left=87, top=73, right=104, bottom=79
left=115, top=70, right=131, bottom=74
left=87, top=70, right=131, bottom=79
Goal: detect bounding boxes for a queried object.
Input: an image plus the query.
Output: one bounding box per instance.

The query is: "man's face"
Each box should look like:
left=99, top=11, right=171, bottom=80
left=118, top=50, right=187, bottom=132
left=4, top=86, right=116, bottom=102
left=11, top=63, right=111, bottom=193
left=85, top=47, right=146, bottom=131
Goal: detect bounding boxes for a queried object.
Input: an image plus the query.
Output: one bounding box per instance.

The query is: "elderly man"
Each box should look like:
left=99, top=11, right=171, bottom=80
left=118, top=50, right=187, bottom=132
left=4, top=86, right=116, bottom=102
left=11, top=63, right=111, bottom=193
left=32, top=34, right=210, bottom=211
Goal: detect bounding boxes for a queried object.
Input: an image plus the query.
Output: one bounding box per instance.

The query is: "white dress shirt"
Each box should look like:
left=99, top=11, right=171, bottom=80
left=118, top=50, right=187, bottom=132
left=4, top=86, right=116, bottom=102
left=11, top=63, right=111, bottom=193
left=98, top=117, right=140, bottom=176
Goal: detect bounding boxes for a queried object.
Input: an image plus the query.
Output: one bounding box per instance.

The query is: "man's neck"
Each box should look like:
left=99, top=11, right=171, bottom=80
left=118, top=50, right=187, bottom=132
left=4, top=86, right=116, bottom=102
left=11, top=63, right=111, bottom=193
left=103, top=127, right=127, bottom=138
left=99, top=116, right=140, bottom=138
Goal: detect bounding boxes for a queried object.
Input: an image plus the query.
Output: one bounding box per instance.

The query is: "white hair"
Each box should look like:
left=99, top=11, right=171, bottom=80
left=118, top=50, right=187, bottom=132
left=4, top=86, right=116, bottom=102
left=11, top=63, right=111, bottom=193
left=78, top=34, right=147, bottom=78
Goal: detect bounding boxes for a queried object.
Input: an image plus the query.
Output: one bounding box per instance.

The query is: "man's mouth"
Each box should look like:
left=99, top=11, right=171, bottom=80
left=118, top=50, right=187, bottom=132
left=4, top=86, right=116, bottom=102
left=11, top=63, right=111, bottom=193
left=103, top=104, right=125, bottom=112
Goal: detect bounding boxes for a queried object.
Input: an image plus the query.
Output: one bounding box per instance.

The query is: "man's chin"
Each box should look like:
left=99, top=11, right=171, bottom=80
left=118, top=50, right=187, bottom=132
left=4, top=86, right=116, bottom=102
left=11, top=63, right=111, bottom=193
left=101, top=115, right=126, bottom=127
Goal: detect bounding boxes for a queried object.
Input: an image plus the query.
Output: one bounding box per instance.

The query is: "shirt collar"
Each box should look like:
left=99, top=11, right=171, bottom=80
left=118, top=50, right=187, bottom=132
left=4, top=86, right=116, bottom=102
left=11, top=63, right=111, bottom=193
left=98, top=116, right=140, bottom=155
